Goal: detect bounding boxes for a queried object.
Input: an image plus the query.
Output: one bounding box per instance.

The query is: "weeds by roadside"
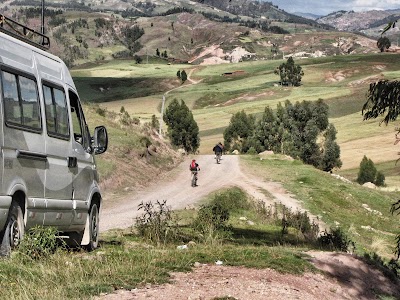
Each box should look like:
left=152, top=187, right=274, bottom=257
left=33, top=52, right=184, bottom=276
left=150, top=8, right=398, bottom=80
left=0, top=188, right=396, bottom=300
left=15, top=225, right=61, bottom=261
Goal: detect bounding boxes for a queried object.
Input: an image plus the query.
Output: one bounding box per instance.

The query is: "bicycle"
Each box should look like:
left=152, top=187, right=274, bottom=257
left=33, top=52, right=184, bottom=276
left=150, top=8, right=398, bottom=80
left=215, top=152, right=222, bottom=164
left=191, top=170, right=199, bottom=187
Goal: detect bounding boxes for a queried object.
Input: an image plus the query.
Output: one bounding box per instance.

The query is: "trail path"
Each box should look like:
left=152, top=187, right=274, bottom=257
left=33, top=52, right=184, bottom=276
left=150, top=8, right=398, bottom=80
left=100, top=155, right=322, bottom=232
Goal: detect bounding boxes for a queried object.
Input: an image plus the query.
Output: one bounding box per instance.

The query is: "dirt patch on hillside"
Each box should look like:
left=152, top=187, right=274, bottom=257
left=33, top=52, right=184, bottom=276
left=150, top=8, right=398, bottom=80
left=221, top=91, right=275, bottom=106
left=96, top=251, right=400, bottom=300
left=325, top=69, right=360, bottom=83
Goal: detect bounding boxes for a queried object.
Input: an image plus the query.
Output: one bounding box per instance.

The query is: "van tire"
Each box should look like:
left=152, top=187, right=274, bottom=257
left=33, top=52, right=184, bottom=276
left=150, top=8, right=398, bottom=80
left=85, top=203, right=99, bottom=251
left=0, top=202, right=24, bottom=256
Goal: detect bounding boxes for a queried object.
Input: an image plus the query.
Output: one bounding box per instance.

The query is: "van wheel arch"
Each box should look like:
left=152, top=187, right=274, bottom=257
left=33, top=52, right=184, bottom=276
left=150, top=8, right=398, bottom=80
left=0, top=192, right=26, bottom=256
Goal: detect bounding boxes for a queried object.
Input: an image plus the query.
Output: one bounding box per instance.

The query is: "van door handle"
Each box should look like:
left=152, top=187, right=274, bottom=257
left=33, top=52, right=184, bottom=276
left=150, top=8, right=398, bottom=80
left=68, top=156, right=77, bottom=168
left=16, top=150, right=47, bottom=162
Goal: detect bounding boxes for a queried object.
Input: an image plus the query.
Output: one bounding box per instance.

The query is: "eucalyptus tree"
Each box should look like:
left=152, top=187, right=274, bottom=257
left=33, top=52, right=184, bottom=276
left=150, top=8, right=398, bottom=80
left=274, top=57, right=304, bottom=86
left=163, top=99, right=200, bottom=153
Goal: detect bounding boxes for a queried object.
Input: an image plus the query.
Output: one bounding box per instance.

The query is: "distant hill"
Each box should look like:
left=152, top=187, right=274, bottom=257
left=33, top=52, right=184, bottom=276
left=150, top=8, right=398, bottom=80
left=5, top=0, right=328, bottom=26
left=317, top=9, right=400, bottom=38
left=292, top=12, right=322, bottom=21
left=0, top=0, right=381, bottom=67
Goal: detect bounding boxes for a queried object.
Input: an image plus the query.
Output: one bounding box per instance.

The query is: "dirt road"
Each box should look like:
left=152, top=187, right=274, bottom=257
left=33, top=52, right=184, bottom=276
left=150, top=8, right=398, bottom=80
left=100, top=155, right=323, bottom=233
left=98, top=155, right=400, bottom=300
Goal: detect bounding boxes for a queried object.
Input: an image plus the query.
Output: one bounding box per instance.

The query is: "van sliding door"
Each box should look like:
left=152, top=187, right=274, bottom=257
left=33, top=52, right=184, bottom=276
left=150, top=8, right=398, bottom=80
left=42, top=82, right=73, bottom=228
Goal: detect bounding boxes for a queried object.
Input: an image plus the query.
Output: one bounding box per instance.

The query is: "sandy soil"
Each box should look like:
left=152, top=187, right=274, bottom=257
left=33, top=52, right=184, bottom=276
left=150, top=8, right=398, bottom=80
left=98, top=155, right=400, bottom=300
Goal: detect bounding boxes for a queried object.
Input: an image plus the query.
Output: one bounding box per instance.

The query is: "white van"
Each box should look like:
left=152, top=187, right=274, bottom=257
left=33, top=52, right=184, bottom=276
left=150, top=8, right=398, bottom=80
left=0, top=15, right=108, bottom=254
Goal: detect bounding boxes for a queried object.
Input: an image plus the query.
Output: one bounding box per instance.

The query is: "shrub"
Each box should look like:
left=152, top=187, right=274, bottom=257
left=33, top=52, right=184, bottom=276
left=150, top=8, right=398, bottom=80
left=135, top=200, right=180, bottom=244
left=193, top=202, right=230, bottom=234
left=375, top=171, right=385, bottom=187
left=246, top=147, right=257, bottom=155
left=151, top=114, right=160, bottom=129
left=281, top=208, right=319, bottom=240
left=357, top=155, right=377, bottom=184
left=317, top=227, right=354, bottom=252
left=96, top=106, right=107, bottom=117
left=210, top=188, right=250, bottom=212
left=16, top=226, right=60, bottom=260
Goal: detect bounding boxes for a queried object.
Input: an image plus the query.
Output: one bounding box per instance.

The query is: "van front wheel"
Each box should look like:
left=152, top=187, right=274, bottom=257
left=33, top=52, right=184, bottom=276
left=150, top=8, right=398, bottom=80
left=86, top=204, right=99, bottom=251
left=0, top=202, right=24, bottom=256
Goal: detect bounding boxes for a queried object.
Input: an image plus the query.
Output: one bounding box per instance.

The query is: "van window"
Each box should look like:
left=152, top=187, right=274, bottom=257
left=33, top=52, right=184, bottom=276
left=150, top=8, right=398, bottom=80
left=69, top=90, right=91, bottom=152
left=2, top=70, right=41, bottom=131
left=43, top=83, right=69, bottom=139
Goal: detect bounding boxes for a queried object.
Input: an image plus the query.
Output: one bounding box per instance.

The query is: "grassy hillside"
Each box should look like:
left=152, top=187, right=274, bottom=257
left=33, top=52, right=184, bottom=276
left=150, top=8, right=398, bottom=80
left=82, top=103, right=183, bottom=201
left=1, top=5, right=378, bottom=68
left=73, top=53, right=400, bottom=183
left=241, top=155, right=400, bottom=260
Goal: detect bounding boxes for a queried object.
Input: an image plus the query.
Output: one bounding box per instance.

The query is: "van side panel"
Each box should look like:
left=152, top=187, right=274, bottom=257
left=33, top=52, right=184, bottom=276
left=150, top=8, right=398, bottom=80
left=0, top=36, right=46, bottom=203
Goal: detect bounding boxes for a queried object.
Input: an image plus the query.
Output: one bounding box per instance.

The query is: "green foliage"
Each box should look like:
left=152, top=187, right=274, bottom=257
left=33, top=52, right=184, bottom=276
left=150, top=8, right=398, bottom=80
left=163, top=98, right=200, bottom=153
left=362, top=79, right=400, bottom=125
left=281, top=208, right=319, bottom=241
left=249, top=99, right=341, bottom=171
left=120, top=109, right=139, bottom=126
left=320, top=124, right=342, bottom=172
left=274, top=57, right=304, bottom=86
left=151, top=114, right=160, bottom=129
left=192, top=188, right=250, bottom=242
left=250, top=106, right=280, bottom=153
left=95, top=106, right=107, bottom=117
left=193, top=202, right=230, bottom=234
left=246, top=147, right=257, bottom=155
left=122, top=25, right=144, bottom=49
left=357, top=155, right=377, bottom=184
left=223, top=110, right=255, bottom=153
left=48, top=16, right=67, bottom=27
left=135, top=200, right=180, bottom=244
left=375, top=171, right=386, bottom=186
left=16, top=226, right=60, bottom=260
left=317, top=227, right=354, bottom=252
left=180, top=70, right=187, bottom=83
left=391, top=200, right=400, bottom=258
left=377, top=36, right=391, bottom=52
left=210, top=188, right=251, bottom=212
left=134, top=54, right=143, bottom=64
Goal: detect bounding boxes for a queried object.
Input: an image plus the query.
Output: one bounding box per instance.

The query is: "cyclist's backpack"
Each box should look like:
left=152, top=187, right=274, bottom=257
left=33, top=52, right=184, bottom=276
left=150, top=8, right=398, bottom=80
left=190, top=161, right=197, bottom=171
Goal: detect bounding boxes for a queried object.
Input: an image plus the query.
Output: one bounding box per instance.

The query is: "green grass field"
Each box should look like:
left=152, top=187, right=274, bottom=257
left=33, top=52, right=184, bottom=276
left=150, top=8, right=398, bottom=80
left=72, top=52, right=400, bottom=186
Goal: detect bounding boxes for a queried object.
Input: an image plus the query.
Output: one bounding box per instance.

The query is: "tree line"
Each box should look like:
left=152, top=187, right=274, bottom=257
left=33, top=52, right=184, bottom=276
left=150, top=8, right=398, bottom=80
left=223, top=99, right=342, bottom=172
left=162, top=97, right=341, bottom=173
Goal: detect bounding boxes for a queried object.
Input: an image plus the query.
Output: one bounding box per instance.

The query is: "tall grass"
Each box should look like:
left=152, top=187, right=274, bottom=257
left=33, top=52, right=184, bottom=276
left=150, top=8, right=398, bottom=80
left=241, top=154, right=400, bottom=259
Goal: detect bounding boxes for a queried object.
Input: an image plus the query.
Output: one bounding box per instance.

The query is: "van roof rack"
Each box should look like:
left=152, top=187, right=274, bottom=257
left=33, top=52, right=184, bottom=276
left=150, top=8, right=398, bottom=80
left=0, top=14, right=50, bottom=51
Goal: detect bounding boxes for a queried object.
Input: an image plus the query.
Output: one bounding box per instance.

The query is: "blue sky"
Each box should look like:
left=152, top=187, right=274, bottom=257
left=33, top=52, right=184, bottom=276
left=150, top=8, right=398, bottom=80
left=268, top=0, right=400, bottom=16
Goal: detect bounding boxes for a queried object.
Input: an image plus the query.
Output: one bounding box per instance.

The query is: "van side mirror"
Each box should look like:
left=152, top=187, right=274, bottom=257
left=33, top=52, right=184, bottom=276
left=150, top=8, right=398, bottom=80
left=93, top=126, right=108, bottom=155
